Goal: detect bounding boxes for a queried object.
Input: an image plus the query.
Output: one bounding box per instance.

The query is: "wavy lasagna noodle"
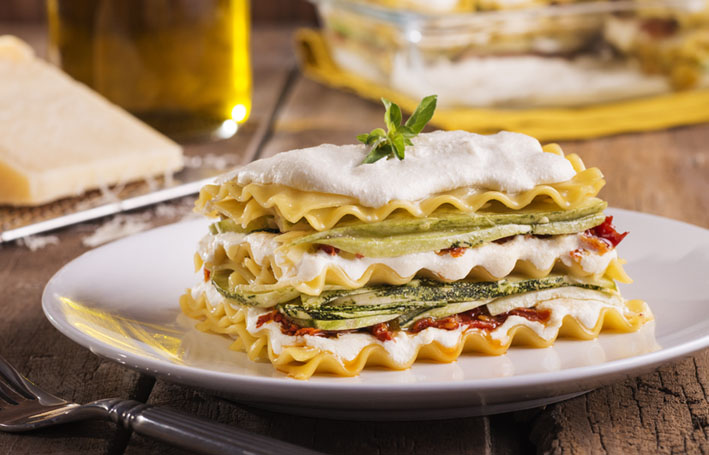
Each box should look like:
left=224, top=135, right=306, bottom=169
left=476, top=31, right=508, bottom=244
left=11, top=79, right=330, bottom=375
left=182, top=130, right=652, bottom=378
left=196, top=145, right=604, bottom=231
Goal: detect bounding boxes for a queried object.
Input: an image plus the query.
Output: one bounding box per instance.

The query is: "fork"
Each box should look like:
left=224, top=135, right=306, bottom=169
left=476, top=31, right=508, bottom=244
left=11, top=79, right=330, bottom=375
left=0, top=354, right=322, bottom=455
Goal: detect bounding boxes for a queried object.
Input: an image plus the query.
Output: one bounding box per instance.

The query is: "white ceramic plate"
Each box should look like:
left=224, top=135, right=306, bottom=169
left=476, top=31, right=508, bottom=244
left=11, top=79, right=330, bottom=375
left=42, top=209, right=709, bottom=420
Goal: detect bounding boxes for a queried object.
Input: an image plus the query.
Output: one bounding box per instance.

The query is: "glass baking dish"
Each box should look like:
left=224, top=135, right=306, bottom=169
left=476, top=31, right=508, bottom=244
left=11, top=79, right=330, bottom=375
left=310, top=0, right=709, bottom=108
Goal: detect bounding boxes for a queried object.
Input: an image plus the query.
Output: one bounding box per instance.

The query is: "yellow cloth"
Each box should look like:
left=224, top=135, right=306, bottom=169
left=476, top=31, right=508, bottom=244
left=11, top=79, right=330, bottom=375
left=295, top=28, right=709, bottom=141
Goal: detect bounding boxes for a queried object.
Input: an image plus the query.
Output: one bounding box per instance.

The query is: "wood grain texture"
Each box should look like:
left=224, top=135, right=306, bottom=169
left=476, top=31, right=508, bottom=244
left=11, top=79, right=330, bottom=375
left=122, top=381, right=530, bottom=454
left=559, top=125, right=709, bottom=227
left=0, top=230, right=147, bottom=455
left=530, top=350, right=709, bottom=454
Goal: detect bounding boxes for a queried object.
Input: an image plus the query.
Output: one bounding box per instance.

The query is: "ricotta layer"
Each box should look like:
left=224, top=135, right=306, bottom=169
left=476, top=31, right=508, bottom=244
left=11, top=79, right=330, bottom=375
left=241, top=288, right=628, bottom=365
left=221, top=130, right=576, bottom=207
left=198, top=232, right=617, bottom=284
left=287, top=233, right=615, bottom=282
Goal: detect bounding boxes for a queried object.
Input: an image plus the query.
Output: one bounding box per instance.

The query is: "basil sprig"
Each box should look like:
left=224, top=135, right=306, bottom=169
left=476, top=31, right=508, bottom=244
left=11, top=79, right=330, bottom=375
left=358, top=95, right=437, bottom=164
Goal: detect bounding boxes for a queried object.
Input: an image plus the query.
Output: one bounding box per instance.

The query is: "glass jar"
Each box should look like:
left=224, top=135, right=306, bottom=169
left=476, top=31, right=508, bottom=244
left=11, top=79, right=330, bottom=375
left=47, top=0, right=251, bottom=141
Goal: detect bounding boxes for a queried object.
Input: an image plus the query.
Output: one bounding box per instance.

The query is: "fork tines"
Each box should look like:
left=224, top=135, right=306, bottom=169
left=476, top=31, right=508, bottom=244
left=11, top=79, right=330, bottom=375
left=0, top=354, right=37, bottom=405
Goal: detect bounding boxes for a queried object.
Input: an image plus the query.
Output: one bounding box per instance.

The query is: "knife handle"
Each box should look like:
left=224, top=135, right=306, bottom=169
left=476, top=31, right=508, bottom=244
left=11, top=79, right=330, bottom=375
left=106, top=399, right=322, bottom=455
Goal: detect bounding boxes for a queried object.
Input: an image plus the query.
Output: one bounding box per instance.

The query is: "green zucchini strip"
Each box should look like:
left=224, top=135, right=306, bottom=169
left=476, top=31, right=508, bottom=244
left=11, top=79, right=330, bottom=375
left=211, top=270, right=300, bottom=307
left=207, top=199, right=607, bottom=257
left=273, top=276, right=616, bottom=331
left=310, top=213, right=605, bottom=257
left=289, top=199, right=607, bottom=257
left=209, top=217, right=278, bottom=235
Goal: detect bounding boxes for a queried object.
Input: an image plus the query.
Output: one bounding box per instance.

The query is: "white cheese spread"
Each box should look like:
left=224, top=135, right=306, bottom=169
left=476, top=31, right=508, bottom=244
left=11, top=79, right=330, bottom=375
left=221, top=130, right=576, bottom=207
left=237, top=289, right=627, bottom=365
left=198, top=232, right=616, bottom=284
left=197, top=232, right=279, bottom=266
left=191, top=279, right=229, bottom=315
left=290, top=233, right=615, bottom=281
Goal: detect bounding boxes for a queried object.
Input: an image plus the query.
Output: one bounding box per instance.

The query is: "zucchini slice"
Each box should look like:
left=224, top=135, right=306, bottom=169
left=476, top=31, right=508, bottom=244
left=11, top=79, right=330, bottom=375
left=286, top=313, right=400, bottom=331
left=208, top=216, right=278, bottom=235
left=211, top=270, right=300, bottom=307
left=274, top=276, right=616, bottom=331
left=290, top=200, right=607, bottom=257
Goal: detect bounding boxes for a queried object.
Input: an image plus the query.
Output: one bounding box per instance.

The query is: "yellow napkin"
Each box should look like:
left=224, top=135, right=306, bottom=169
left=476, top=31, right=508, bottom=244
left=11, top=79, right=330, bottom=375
left=295, top=28, right=709, bottom=141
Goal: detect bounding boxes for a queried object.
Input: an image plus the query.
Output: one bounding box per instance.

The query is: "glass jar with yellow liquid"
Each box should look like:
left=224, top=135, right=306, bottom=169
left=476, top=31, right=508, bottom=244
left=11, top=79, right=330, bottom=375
left=47, top=0, right=251, bottom=141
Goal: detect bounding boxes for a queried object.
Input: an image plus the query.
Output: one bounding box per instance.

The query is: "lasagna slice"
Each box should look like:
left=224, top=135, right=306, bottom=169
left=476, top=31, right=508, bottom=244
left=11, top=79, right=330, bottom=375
left=181, top=130, right=651, bottom=379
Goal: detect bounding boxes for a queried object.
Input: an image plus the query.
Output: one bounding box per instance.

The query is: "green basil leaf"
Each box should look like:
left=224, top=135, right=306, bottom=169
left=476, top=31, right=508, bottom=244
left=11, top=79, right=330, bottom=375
left=369, top=128, right=386, bottom=138
left=358, top=95, right=437, bottom=164
left=399, top=125, right=416, bottom=139
left=390, top=104, right=402, bottom=130
left=391, top=134, right=406, bottom=160
left=404, top=95, right=437, bottom=134
left=362, top=143, right=393, bottom=163
left=382, top=98, right=401, bottom=132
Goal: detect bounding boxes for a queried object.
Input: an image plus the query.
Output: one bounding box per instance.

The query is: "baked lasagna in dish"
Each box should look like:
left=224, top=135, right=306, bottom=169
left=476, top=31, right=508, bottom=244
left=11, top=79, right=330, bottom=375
left=180, top=129, right=652, bottom=379
left=313, top=0, right=709, bottom=108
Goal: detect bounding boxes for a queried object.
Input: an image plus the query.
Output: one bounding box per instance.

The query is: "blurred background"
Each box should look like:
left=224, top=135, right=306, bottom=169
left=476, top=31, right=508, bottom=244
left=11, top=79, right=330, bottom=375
left=0, top=0, right=318, bottom=23
left=4, top=0, right=709, bottom=142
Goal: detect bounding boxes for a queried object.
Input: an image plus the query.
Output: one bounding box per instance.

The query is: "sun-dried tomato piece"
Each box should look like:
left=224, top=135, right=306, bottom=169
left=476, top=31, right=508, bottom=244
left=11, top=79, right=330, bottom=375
left=436, top=246, right=467, bottom=257
left=508, top=307, right=552, bottom=323
left=409, top=306, right=552, bottom=334
left=409, top=317, right=434, bottom=333
left=465, top=318, right=502, bottom=331
left=580, top=235, right=612, bottom=254
left=318, top=244, right=340, bottom=256
left=294, top=327, right=324, bottom=337
left=370, top=322, right=394, bottom=341
left=410, top=315, right=461, bottom=333
left=256, top=310, right=277, bottom=328
left=588, top=216, right=628, bottom=247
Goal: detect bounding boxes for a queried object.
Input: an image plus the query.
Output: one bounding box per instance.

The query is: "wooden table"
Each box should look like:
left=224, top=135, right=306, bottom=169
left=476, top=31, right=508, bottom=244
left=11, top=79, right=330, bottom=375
left=1, top=24, right=708, bottom=455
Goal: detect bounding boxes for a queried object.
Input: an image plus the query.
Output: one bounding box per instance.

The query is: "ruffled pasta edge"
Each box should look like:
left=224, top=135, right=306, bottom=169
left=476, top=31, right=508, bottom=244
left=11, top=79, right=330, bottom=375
left=197, top=150, right=605, bottom=231
left=180, top=290, right=652, bottom=380
left=208, top=234, right=633, bottom=295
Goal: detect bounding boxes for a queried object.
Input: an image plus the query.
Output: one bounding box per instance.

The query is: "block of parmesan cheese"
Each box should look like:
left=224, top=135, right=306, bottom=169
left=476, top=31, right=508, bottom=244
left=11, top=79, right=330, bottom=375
left=0, top=35, right=183, bottom=206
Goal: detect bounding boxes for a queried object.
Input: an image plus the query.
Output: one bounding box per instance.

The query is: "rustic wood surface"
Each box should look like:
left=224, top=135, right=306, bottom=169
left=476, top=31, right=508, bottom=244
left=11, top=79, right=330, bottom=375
left=1, top=24, right=708, bottom=455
